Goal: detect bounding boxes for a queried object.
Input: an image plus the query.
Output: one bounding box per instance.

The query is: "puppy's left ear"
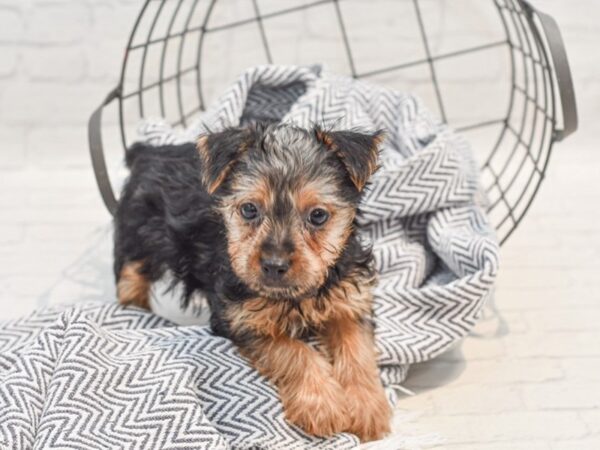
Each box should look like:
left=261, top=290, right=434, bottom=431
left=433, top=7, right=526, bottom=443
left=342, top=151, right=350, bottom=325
left=197, top=128, right=252, bottom=194
left=315, top=128, right=384, bottom=191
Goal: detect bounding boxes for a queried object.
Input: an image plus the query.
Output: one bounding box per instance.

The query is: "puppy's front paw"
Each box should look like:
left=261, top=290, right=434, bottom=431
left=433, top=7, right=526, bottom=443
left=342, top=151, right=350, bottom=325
left=280, top=375, right=349, bottom=437
left=345, top=381, right=392, bottom=442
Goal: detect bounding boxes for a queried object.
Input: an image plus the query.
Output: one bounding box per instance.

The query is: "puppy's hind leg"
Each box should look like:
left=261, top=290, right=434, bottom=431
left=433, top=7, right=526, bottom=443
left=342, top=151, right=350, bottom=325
left=117, top=261, right=152, bottom=310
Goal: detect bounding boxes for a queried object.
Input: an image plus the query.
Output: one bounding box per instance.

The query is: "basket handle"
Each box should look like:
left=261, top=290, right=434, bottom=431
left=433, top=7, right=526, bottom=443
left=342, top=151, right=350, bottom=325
left=88, top=87, right=121, bottom=216
left=521, top=1, right=578, bottom=141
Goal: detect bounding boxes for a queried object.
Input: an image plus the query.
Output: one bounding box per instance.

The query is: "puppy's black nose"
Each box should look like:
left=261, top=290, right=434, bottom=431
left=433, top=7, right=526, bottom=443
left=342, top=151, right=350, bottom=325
left=261, top=257, right=290, bottom=280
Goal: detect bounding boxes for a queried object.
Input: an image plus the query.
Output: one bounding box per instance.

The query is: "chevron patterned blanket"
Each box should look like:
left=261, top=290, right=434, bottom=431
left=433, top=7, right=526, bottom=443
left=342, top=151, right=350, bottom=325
left=0, top=65, right=499, bottom=449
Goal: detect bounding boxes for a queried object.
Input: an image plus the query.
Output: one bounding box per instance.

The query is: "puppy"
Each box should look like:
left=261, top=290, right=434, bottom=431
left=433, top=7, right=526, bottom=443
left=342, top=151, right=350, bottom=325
left=114, top=123, right=392, bottom=441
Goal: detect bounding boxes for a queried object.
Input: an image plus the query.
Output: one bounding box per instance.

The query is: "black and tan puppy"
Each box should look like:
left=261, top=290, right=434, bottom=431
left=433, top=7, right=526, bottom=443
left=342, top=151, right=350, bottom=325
left=114, top=123, right=392, bottom=441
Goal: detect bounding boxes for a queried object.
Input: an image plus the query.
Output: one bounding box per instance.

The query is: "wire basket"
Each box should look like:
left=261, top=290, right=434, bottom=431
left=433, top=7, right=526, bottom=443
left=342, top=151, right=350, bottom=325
left=89, top=0, right=577, bottom=245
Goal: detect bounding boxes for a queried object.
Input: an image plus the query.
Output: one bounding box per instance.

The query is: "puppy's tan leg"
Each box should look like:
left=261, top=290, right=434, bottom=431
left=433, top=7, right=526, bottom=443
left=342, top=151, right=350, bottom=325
left=117, top=261, right=151, bottom=310
left=243, top=333, right=349, bottom=437
left=323, top=318, right=392, bottom=442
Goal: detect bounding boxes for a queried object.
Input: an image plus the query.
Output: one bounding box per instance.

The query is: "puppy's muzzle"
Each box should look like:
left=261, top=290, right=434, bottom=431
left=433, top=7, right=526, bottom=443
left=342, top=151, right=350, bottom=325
left=261, top=256, right=290, bottom=282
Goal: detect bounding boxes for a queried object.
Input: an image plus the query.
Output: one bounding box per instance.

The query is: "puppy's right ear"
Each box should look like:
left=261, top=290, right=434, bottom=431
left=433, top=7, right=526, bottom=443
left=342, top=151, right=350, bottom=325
left=197, top=128, right=252, bottom=194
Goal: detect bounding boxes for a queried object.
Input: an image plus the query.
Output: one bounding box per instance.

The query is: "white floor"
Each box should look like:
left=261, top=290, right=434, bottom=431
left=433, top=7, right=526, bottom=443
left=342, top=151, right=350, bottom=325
left=395, top=130, right=600, bottom=449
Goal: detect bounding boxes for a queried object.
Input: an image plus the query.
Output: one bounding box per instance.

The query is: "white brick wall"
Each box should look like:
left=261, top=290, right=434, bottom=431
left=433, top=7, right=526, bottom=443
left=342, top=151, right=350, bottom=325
left=0, top=0, right=140, bottom=171
left=0, top=0, right=596, bottom=171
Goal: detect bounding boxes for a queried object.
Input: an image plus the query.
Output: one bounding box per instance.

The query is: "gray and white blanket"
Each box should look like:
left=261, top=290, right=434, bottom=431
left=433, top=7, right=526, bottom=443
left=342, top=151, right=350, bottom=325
left=0, top=65, right=499, bottom=449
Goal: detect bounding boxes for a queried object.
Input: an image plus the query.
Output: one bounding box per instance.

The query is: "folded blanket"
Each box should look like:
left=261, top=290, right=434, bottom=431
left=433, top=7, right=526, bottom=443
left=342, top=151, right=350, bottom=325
left=0, top=303, right=358, bottom=449
left=0, top=65, right=499, bottom=449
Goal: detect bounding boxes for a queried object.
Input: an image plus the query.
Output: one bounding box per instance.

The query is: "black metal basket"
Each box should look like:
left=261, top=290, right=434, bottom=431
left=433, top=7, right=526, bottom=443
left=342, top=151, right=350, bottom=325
left=89, top=0, right=577, bottom=245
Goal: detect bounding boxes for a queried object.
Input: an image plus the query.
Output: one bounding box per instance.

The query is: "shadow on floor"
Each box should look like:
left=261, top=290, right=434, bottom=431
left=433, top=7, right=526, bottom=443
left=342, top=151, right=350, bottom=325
left=402, top=293, right=509, bottom=394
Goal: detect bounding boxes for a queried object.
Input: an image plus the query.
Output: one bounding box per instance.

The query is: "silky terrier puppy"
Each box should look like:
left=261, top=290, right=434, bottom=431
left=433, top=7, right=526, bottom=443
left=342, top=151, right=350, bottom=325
left=113, top=123, right=392, bottom=441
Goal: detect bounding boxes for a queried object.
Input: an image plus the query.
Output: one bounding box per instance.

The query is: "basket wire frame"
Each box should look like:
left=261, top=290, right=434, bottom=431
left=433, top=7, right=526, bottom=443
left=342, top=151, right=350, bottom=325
left=108, top=0, right=574, bottom=245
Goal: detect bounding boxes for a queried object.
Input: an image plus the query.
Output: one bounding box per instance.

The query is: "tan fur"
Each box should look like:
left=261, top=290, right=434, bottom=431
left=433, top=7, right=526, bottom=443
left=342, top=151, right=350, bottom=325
left=197, top=134, right=251, bottom=194
left=117, top=261, right=151, bottom=310
left=239, top=333, right=350, bottom=437
left=227, top=274, right=374, bottom=339
left=315, top=129, right=382, bottom=191
left=207, top=163, right=234, bottom=194
left=324, top=318, right=392, bottom=441
left=295, top=181, right=356, bottom=268
left=221, top=176, right=356, bottom=299
left=315, top=129, right=336, bottom=150
left=199, top=128, right=388, bottom=441
left=196, top=135, right=210, bottom=168
left=227, top=273, right=389, bottom=441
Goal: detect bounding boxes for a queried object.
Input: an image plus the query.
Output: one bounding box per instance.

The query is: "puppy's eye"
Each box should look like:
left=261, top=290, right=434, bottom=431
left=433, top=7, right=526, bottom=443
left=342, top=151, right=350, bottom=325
left=240, top=202, right=259, bottom=220
left=308, top=208, right=329, bottom=226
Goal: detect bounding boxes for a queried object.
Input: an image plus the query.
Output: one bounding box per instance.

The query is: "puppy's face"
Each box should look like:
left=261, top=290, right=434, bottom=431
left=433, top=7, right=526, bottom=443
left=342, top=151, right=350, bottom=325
left=198, top=124, right=382, bottom=300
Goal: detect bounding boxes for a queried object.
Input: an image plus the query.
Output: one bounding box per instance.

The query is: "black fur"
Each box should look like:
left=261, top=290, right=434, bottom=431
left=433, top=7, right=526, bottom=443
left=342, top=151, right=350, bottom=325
left=315, top=128, right=382, bottom=192
left=200, top=128, right=252, bottom=192
left=114, top=123, right=377, bottom=342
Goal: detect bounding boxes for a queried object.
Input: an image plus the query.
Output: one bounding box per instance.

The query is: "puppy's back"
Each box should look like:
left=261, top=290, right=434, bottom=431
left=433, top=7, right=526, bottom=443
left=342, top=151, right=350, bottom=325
left=114, top=141, right=223, bottom=299
left=125, top=141, right=198, bottom=167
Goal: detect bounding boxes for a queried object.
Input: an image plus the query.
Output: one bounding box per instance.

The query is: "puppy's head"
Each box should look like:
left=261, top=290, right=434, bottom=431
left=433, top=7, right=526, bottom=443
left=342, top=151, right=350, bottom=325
left=197, top=123, right=382, bottom=300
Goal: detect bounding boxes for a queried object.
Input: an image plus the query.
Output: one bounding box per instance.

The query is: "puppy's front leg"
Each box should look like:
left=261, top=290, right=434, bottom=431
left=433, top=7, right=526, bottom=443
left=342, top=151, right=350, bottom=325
left=241, top=333, right=349, bottom=437
left=324, top=318, right=392, bottom=442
